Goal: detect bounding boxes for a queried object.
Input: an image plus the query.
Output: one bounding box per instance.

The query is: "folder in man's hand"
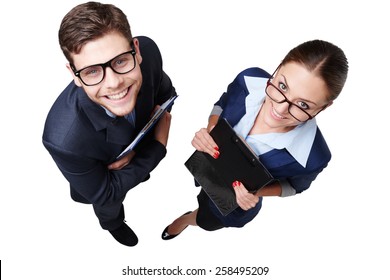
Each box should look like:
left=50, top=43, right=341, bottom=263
left=117, top=95, right=178, bottom=159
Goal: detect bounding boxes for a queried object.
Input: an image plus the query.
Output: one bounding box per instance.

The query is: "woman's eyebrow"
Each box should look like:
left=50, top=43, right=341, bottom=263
left=280, top=74, right=318, bottom=106
left=280, top=74, right=289, bottom=89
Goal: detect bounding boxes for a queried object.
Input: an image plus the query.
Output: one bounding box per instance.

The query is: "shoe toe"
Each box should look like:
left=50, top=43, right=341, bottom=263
left=161, top=211, right=192, bottom=241
left=109, top=223, right=138, bottom=247
left=161, top=226, right=176, bottom=240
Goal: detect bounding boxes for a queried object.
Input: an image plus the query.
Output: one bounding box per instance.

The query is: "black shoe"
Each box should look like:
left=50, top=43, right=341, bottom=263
left=109, top=222, right=138, bottom=246
left=161, top=211, right=192, bottom=240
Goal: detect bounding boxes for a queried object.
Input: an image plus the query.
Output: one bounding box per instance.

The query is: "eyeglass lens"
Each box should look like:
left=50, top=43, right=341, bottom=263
left=266, top=82, right=311, bottom=122
left=78, top=51, right=135, bottom=86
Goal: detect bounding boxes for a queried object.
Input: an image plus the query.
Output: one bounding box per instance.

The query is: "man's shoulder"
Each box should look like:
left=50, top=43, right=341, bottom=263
left=135, top=36, right=163, bottom=79
left=135, top=36, right=159, bottom=53
left=46, top=81, right=82, bottom=118
left=135, top=35, right=155, bottom=44
left=43, top=82, right=85, bottom=144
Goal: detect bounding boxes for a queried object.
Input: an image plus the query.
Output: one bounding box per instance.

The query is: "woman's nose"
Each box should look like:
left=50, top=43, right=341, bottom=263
left=274, top=99, right=290, bottom=115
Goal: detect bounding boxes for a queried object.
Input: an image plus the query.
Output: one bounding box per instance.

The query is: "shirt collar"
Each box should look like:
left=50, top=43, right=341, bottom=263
left=102, top=106, right=116, bottom=118
left=101, top=106, right=136, bottom=127
left=235, top=75, right=317, bottom=167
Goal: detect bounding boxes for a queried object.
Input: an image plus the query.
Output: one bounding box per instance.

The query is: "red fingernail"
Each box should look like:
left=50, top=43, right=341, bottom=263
left=214, top=146, right=219, bottom=151
left=232, top=181, right=238, bottom=187
left=213, top=151, right=220, bottom=159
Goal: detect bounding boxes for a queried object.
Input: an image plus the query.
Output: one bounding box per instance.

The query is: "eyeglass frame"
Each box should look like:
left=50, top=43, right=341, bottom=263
left=265, top=66, right=328, bottom=122
left=71, top=47, right=137, bottom=86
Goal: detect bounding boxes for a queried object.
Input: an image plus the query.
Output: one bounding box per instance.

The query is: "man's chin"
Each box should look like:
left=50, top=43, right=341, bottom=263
left=107, top=106, right=134, bottom=117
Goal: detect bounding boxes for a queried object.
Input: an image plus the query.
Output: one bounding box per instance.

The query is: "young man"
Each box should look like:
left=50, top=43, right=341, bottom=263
left=42, top=2, right=177, bottom=247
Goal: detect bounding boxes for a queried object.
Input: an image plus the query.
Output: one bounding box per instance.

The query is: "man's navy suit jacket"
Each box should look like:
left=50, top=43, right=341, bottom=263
left=42, top=36, right=176, bottom=207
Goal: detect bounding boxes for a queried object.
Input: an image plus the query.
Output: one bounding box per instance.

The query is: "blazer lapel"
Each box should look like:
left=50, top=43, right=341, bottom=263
left=105, top=117, right=135, bottom=145
left=79, top=91, right=135, bottom=146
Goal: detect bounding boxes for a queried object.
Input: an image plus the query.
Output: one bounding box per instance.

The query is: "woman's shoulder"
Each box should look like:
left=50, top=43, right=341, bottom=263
left=236, top=67, right=271, bottom=80
left=223, top=67, right=269, bottom=96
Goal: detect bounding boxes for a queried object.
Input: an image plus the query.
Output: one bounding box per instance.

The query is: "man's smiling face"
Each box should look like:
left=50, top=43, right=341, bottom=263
left=68, top=31, right=143, bottom=116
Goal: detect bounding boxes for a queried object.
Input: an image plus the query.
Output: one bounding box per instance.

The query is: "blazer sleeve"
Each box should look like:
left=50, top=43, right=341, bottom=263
left=130, top=36, right=177, bottom=153
left=158, top=70, right=177, bottom=112
left=287, top=167, right=325, bottom=194
left=43, top=138, right=166, bottom=207
left=285, top=128, right=331, bottom=194
left=213, top=67, right=270, bottom=126
left=136, top=36, right=177, bottom=107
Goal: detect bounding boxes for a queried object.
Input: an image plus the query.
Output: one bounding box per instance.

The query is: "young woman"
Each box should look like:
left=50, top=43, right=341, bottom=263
left=162, top=39, right=348, bottom=239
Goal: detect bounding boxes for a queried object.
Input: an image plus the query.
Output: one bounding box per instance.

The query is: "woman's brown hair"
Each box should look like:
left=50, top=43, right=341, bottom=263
left=281, top=40, right=348, bottom=101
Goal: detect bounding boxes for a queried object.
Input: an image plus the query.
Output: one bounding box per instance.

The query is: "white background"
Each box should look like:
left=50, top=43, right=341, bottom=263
left=1, top=0, right=389, bottom=279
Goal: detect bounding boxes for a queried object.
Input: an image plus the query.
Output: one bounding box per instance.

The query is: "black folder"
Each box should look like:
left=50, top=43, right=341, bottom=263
left=185, top=118, right=274, bottom=216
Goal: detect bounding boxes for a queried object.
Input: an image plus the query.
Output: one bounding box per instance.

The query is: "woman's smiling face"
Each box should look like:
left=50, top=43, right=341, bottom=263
left=260, top=62, right=331, bottom=133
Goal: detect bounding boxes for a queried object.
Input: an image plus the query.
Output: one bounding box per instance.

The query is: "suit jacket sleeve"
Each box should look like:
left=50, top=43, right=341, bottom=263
left=44, top=139, right=166, bottom=206
left=261, top=128, right=331, bottom=195
left=136, top=36, right=177, bottom=109
left=286, top=128, right=331, bottom=194
left=132, top=36, right=177, bottom=150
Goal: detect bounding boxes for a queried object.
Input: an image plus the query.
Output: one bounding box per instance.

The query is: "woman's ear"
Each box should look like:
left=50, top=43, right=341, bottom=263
left=132, top=38, right=143, bottom=65
left=66, top=63, right=82, bottom=87
left=324, top=100, right=333, bottom=110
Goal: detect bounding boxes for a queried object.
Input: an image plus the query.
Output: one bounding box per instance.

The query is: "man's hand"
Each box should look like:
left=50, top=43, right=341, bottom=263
left=232, top=181, right=259, bottom=210
left=154, top=110, right=171, bottom=147
left=108, top=150, right=136, bottom=170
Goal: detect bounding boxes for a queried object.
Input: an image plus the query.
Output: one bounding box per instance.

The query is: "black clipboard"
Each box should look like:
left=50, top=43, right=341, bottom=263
left=185, top=118, right=274, bottom=216
left=117, top=95, right=178, bottom=159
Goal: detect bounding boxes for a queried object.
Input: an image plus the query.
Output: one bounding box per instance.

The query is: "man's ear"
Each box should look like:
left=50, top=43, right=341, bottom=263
left=132, top=38, right=142, bottom=65
left=66, top=63, right=82, bottom=87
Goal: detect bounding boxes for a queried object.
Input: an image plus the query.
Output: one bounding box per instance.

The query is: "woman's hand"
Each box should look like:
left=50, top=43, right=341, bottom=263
left=191, top=128, right=220, bottom=159
left=232, top=181, right=259, bottom=210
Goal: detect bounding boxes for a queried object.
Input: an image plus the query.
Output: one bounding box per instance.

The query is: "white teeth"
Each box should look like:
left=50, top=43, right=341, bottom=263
left=107, top=89, right=127, bottom=100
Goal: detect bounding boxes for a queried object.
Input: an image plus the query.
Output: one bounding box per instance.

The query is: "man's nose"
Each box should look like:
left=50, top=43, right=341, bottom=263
left=104, top=66, right=121, bottom=88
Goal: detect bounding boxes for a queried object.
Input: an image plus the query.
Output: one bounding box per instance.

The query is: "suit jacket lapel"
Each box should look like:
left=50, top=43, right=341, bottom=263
left=78, top=90, right=135, bottom=146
